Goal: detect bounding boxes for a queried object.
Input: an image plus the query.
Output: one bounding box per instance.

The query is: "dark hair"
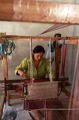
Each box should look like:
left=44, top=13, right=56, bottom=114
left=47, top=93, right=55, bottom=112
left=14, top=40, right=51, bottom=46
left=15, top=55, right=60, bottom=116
left=54, top=33, right=62, bottom=48
left=54, top=33, right=61, bottom=37
left=33, top=45, right=45, bottom=53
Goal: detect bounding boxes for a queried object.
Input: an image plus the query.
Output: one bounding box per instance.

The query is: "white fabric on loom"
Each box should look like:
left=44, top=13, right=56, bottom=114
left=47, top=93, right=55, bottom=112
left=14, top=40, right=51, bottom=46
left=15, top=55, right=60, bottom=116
left=67, top=40, right=79, bottom=120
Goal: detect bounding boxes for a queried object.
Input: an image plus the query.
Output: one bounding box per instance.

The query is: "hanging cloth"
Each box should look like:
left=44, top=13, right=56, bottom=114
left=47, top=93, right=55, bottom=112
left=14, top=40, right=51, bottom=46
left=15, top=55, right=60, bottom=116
left=61, top=40, right=67, bottom=77
left=46, top=41, right=54, bottom=62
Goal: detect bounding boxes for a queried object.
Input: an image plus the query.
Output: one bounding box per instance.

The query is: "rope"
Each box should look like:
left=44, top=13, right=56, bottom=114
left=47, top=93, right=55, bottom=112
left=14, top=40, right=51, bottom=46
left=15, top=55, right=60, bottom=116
left=38, top=24, right=70, bottom=36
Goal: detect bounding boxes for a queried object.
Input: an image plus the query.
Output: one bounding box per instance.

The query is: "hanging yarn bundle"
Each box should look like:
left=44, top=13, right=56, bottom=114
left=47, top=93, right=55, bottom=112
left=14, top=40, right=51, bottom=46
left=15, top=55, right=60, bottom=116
left=0, top=39, right=15, bottom=58
left=1, top=39, right=15, bottom=59
left=4, top=39, right=15, bottom=56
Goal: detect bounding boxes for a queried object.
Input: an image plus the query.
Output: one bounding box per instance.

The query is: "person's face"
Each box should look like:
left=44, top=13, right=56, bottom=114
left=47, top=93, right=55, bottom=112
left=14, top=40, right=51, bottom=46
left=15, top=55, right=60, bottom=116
left=33, top=52, right=44, bottom=61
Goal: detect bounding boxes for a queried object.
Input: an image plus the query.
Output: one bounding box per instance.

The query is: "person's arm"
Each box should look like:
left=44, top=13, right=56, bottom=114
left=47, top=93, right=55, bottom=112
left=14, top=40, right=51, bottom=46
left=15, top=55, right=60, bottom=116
left=15, top=58, right=28, bottom=77
left=46, top=59, right=55, bottom=80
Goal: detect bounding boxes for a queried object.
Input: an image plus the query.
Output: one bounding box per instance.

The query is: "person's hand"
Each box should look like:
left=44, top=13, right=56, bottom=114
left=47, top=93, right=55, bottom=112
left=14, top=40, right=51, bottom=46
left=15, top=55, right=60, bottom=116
left=18, top=70, right=26, bottom=77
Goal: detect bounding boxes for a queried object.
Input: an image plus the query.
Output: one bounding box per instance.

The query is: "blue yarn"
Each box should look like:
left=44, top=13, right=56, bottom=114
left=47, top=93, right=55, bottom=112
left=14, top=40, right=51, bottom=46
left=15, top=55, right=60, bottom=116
left=2, top=109, right=17, bottom=120
left=48, top=41, right=54, bottom=52
left=46, top=41, right=54, bottom=59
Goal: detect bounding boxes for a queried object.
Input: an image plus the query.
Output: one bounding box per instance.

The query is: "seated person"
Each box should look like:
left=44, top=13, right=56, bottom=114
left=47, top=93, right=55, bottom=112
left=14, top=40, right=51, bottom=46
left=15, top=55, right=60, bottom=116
left=15, top=45, right=55, bottom=120
left=15, top=45, right=54, bottom=80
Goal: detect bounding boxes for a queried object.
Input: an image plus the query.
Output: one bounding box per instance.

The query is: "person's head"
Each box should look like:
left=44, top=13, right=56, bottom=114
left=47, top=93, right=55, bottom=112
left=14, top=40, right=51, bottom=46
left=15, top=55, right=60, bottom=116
left=54, top=33, right=62, bottom=48
left=33, top=45, right=45, bottom=61
left=54, top=33, right=61, bottom=38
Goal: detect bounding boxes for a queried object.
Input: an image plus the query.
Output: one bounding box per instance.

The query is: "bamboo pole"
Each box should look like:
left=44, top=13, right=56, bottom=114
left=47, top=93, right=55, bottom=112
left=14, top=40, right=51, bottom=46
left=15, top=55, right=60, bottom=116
left=0, top=35, right=79, bottom=41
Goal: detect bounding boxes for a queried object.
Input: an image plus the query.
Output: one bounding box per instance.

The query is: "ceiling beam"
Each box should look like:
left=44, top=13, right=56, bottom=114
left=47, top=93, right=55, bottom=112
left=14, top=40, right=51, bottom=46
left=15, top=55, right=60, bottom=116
left=0, top=0, right=79, bottom=24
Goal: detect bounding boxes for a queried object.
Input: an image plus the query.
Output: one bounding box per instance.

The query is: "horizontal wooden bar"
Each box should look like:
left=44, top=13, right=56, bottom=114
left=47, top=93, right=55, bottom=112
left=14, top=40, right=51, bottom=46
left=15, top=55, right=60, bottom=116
left=0, top=35, right=79, bottom=44
left=9, top=94, right=24, bottom=99
left=5, top=79, right=25, bottom=83
left=0, top=35, right=79, bottom=41
left=0, top=1, right=79, bottom=24
left=0, top=78, right=68, bottom=84
left=54, top=78, right=68, bottom=81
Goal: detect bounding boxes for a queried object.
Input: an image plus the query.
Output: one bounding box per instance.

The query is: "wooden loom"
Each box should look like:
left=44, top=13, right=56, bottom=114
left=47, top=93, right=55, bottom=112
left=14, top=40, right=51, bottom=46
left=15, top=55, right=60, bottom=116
left=1, top=35, right=79, bottom=83
left=0, top=35, right=78, bottom=105
left=0, top=1, right=79, bottom=119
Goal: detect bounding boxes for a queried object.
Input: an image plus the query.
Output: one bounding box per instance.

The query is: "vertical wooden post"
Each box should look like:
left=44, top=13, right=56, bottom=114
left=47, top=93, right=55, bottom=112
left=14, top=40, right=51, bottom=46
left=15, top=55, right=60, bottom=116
left=2, top=56, right=8, bottom=80
left=2, top=55, right=10, bottom=104
left=55, top=39, right=61, bottom=78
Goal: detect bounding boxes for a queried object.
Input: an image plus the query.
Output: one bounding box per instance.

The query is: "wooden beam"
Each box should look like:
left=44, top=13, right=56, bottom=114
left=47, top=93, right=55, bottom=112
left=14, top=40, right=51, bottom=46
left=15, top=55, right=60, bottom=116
left=0, top=0, right=79, bottom=24
left=0, top=35, right=79, bottom=44
left=9, top=94, right=24, bottom=99
left=0, top=77, right=68, bottom=84
left=0, top=35, right=79, bottom=40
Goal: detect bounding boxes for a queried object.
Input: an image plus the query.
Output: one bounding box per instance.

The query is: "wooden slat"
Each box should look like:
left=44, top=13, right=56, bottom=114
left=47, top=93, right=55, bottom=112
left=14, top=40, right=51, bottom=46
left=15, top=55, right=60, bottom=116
left=0, top=78, right=68, bottom=84
left=5, top=79, right=25, bottom=83
left=0, top=0, right=79, bottom=24
left=68, top=39, right=79, bottom=44
left=0, top=95, right=5, bottom=120
left=0, top=35, right=65, bottom=41
left=9, top=94, right=23, bottom=99
left=0, top=35, right=79, bottom=44
left=0, top=79, right=25, bottom=83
